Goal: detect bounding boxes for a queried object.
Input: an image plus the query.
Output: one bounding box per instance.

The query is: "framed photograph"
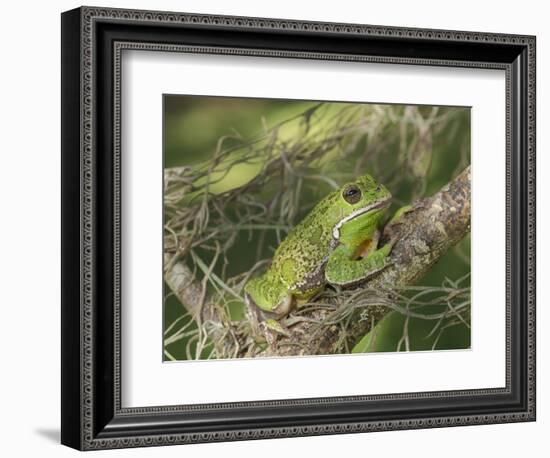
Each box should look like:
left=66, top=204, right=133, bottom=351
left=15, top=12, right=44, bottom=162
left=61, top=6, right=536, bottom=450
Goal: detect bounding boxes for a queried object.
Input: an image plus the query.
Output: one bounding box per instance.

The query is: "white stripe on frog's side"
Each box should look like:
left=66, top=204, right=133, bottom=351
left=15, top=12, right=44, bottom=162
left=331, top=198, right=391, bottom=240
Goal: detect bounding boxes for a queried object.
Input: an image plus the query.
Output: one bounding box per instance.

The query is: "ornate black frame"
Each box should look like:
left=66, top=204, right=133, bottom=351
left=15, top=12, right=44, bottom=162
left=61, top=6, right=536, bottom=450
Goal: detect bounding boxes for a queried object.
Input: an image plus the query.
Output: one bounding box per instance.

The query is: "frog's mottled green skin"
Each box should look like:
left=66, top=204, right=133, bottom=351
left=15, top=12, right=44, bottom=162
left=244, top=174, right=393, bottom=317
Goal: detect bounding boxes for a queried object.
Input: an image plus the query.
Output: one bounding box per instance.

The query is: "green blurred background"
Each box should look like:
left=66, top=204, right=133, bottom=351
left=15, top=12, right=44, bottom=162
left=164, top=95, right=471, bottom=360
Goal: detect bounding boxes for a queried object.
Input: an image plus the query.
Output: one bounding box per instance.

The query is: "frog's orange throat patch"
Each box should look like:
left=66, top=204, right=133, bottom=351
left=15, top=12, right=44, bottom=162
left=353, top=237, right=377, bottom=260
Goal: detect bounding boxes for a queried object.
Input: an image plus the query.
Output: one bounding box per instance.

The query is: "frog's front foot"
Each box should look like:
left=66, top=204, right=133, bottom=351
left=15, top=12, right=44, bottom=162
left=383, top=204, right=416, bottom=246
left=388, top=204, right=414, bottom=225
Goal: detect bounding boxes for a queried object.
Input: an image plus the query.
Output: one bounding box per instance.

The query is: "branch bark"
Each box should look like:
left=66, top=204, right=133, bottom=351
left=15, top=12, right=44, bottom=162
left=165, top=166, right=471, bottom=358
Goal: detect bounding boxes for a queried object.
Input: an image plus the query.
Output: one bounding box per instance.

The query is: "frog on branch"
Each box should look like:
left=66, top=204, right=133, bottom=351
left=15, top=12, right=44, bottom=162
left=244, top=174, right=402, bottom=321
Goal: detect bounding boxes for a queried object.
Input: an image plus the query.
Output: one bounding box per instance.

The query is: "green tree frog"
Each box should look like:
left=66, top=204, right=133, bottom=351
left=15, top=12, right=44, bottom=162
left=244, top=174, right=395, bottom=318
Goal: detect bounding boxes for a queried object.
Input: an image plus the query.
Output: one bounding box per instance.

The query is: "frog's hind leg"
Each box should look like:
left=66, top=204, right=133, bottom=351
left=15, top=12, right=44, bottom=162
left=270, top=293, right=294, bottom=317
left=325, top=241, right=393, bottom=287
left=244, top=277, right=295, bottom=318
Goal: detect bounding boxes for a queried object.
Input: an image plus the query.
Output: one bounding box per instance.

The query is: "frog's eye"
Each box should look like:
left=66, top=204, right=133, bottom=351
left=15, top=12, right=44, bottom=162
left=342, top=185, right=362, bottom=204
